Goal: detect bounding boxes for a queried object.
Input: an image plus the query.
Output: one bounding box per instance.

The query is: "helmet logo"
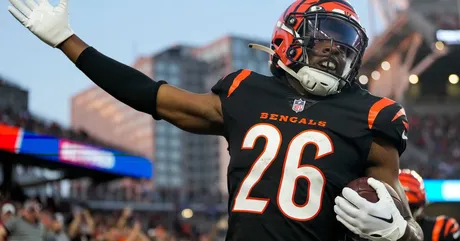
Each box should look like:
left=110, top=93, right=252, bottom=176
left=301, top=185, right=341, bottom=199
left=309, top=5, right=324, bottom=12
left=332, top=8, right=359, bottom=22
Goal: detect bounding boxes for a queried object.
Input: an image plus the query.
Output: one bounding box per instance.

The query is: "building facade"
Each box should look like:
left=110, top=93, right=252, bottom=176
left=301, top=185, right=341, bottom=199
left=0, top=77, right=28, bottom=113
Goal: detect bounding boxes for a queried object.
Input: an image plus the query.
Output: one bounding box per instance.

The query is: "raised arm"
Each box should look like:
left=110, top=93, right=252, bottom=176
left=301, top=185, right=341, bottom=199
left=8, top=0, right=224, bottom=135
left=60, top=36, right=224, bottom=135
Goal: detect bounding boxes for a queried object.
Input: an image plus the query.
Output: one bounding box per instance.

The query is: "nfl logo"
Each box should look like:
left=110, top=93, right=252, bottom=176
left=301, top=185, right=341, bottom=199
left=292, top=99, right=306, bottom=113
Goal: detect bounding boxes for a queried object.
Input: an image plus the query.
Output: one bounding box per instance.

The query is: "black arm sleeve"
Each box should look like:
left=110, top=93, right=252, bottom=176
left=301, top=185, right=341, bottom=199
left=75, top=47, right=167, bottom=120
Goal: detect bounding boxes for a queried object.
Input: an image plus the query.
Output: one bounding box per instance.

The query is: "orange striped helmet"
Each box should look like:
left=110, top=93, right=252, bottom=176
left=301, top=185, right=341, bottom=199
left=399, top=169, right=426, bottom=207
left=270, top=0, right=368, bottom=87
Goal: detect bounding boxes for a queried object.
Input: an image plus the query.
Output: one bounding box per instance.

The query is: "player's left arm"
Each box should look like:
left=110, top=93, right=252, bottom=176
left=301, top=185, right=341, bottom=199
left=366, top=137, right=423, bottom=241
left=335, top=99, right=423, bottom=241
left=364, top=99, right=422, bottom=241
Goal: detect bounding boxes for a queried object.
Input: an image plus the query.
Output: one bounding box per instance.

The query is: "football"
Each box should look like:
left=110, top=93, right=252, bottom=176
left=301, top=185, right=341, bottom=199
left=342, top=177, right=406, bottom=239
left=346, top=177, right=404, bottom=208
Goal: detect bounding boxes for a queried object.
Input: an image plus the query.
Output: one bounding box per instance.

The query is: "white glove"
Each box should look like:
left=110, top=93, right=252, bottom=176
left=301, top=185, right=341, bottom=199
left=8, top=0, right=74, bottom=47
left=334, top=178, right=408, bottom=241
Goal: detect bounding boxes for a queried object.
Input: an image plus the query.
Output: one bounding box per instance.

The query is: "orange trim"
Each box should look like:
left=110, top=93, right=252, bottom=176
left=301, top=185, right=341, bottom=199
left=452, top=222, right=459, bottom=233
left=392, top=108, right=407, bottom=122
left=367, top=98, right=395, bottom=129
left=445, top=218, right=459, bottom=237
left=227, top=69, right=252, bottom=97
left=432, top=216, right=445, bottom=241
left=402, top=121, right=409, bottom=130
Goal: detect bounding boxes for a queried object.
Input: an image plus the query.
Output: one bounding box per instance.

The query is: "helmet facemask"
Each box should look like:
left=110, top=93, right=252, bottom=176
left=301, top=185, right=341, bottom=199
left=281, top=11, right=367, bottom=95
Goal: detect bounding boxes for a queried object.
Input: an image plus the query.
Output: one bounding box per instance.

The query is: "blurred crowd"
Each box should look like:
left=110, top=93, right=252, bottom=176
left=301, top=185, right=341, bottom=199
left=0, top=198, right=227, bottom=241
left=408, top=113, right=460, bottom=179
left=0, top=105, right=227, bottom=240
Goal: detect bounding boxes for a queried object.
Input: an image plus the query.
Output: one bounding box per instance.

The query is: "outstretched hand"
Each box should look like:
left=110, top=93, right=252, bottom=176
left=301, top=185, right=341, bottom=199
left=8, top=0, right=74, bottom=47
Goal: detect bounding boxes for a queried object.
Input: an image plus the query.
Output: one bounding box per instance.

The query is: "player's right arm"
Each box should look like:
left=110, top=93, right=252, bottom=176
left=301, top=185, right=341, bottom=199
left=61, top=36, right=224, bottom=135
left=7, top=0, right=224, bottom=135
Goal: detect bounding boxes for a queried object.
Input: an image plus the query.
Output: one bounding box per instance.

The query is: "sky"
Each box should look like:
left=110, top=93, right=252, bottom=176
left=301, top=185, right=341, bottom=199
left=0, top=0, right=383, bottom=127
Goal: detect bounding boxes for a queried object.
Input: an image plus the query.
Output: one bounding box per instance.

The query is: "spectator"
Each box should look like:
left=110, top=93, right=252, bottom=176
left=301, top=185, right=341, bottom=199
left=1, top=203, right=16, bottom=222
left=408, top=113, right=460, bottom=178
left=67, top=208, right=95, bottom=241
left=0, top=199, right=46, bottom=241
left=51, top=213, right=70, bottom=241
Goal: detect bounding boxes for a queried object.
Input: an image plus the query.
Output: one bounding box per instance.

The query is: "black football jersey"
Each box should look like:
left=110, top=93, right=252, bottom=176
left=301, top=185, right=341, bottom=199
left=418, top=215, right=460, bottom=241
left=212, top=69, right=409, bottom=241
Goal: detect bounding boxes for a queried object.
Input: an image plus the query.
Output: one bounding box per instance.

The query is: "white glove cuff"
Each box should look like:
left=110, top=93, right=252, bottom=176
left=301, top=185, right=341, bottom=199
left=52, top=27, right=74, bottom=47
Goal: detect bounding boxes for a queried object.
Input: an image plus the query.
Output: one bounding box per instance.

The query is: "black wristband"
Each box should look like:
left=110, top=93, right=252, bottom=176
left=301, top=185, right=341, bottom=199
left=76, top=47, right=167, bottom=120
left=151, top=80, right=167, bottom=120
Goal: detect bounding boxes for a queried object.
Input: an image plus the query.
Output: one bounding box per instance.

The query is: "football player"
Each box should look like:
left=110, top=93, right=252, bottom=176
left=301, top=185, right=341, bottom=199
left=8, top=0, right=423, bottom=240
left=399, top=169, right=460, bottom=241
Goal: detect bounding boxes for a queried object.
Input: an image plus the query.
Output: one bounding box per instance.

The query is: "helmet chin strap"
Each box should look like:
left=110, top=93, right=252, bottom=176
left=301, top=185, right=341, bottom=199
left=249, top=43, right=341, bottom=96
left=412, top=206, right=424, bottom=219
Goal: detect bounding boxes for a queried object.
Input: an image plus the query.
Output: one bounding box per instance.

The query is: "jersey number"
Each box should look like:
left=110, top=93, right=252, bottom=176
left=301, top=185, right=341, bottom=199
left=232, top=123, right=334, bottom=221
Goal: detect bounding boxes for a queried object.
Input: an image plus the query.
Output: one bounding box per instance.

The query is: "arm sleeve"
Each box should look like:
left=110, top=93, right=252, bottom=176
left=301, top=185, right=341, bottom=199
left=75, top=47, right=167, bottom=120
left=371, top=101, right=409, bottom=155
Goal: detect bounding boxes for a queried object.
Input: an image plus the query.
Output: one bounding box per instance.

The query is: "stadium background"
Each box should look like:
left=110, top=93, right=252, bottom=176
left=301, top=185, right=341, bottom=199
left=1, top=0, right=460, bottom=240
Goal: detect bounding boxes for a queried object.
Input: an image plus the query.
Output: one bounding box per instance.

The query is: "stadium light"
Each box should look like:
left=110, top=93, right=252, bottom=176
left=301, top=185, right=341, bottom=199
left=359, top=75, right=368, bottom=85
left=381, top=61, right=391, bottom=71
left=181, top=208, right=193, bottom=219
left=449, top=74, right=459, bottom=84
left=409, top=74, right=419, bottom=84
left=371, top=71, right=381, bottom=80
left=435, top=41, right=445, bottom=51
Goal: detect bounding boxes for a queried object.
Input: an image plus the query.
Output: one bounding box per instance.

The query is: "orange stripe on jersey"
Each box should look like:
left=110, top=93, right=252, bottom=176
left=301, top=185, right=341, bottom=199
left=227, top=69, right=252, bottom=97
left=452, top=222, right=459, bottom=232
left=402, top=121, right=409, bottom=130
left=445, top=218, right=459, bottom=237
left=392, top=107, right=407, bottom=122
left=367, top=97, right=395, bottom=129
left=432, top=216, right=446, bottom=241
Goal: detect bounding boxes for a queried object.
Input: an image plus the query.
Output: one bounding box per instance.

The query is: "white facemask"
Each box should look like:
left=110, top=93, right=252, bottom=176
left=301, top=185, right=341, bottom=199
left=249, top=43, right=342, bottom=96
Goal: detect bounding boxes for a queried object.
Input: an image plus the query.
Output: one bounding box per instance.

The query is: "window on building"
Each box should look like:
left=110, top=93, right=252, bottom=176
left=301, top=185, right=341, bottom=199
left=169, top=63, right=180, bottom=75
left=155, top=62, right=167, bottom=74
left=156, top=123, right=166, bottom=134
left=169, top=164, right=180, bottom=173
left=232, top=39, right=247, bottom=58
left=171, top=176, right=182, bottom=186
left=170, top=138, right=181, bottom=148
left=156, top=175, right=167, bottom=186
left=156, top=149, right=167, bottom=160
left=169, top=75, right=180, bottom=85
left=156, top=137, right=167, bottom=148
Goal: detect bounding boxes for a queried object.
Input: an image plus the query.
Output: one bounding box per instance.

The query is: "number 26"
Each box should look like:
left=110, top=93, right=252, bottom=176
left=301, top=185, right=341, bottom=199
left=232, top=123, right=334, bottom=221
